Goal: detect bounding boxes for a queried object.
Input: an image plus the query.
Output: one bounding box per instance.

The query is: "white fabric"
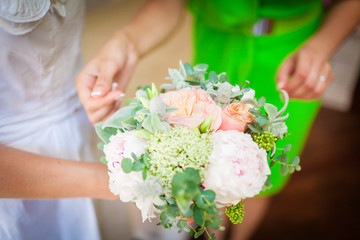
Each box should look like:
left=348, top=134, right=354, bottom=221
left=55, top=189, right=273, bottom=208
left=0, top=0, right=101, bottom=239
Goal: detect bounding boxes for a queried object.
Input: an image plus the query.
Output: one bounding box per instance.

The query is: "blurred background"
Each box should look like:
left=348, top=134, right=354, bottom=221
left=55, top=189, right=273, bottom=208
left=83, top=1, right=360, bottom=239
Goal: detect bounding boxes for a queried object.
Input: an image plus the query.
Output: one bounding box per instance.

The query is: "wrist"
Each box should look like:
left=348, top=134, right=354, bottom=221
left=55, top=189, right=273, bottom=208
left=302, top=37, right=333, bottom=60
left=90, top=162, right=117, bottom=200
left=114, top=28, right=140, bottom=59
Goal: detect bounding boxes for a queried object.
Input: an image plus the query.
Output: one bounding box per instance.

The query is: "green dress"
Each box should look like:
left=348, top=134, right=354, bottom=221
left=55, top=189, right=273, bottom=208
left=188, top=0, right=323, bottom=196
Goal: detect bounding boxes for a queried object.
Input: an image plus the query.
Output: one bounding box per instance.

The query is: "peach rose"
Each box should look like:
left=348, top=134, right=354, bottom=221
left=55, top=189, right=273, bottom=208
left=218, top=103, right=254, bottom=132
left=160, top=88, right=222, bottom=130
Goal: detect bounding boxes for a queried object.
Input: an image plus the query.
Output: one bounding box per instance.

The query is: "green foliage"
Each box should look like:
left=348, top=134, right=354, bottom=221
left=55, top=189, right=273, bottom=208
left=95, top=122, right=117, bottom=144
left=119, top=153, right=152, bottom=178
left=154, top=167, right=223, bottom=239
left=268, top=144, right=301, bottom=176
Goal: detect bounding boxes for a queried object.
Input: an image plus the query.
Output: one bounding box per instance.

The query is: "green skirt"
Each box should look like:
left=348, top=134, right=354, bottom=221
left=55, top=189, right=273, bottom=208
left=191, top=4, right=323, bottom=196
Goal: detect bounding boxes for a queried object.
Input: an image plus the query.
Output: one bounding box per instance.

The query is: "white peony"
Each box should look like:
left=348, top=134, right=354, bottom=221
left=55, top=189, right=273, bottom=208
left=104, top=130, right=147, bottom=173
left=203, top=130, right=270, bottom=206
left=105, top=131, right=164, bottom=222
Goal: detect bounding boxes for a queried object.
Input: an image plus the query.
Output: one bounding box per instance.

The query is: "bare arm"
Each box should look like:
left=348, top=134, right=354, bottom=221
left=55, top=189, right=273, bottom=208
left=76, top=0, right=185, bottom=124
left=277, top=0, right=360, bottom=99
left=0, top=145, right=115, bottom=200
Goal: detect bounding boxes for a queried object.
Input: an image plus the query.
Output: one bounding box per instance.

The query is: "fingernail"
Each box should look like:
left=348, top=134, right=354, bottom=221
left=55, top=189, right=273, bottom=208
left=277, top=82, right=284, bottom=89
left=112, top=82, right=119, bottom=90
left=91, top=86, right=104, bottom=97
left=114, top=92, right=125, bottom=100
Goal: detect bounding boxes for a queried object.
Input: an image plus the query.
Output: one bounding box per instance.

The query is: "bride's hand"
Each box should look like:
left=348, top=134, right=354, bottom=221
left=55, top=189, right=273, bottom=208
left=76, top=30, right=138, bottom=124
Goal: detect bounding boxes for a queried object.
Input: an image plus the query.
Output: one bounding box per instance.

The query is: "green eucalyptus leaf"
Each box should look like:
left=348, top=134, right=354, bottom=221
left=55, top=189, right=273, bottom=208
left=280, top=165, right=288, bottom=176
left=207, top=217, right=222, bottom=230
left=121, top=158, right=133, bottom=173
left=142, top=168, right=147, bottom=180
left=155, top=204, right=165, bottom=210
left=203, top=190, right=216, bottom=202
left=279, top=154, right=288, bottom=164
left=288, top=166, right=295, bottom=174
left=132, top=161, right=145, bottom=171
left=209, top=71, right=218, bottom=83
left=247, top=123, right=261, bottom=133
left=131, top=152, right=138, bottom=161
left=254, top=116, right=269, bottom=126
left=165, top=197, right=176, bottom=205
left=292, top=156, right=300, bottom=166
left=194, top=63, right=208, bottom=71
left=184, top=62, right=194, bottom=76
left=193, top=207, right=204, bottom=225
left=181, top=208, right=193, bottom=218
left=194, top=193, right=205, bottom=208
left=177, top=220, right=188, bottom=230
left=269, top=160, right=276, bottom=167
left=100, top=156, right=107, bottom=164
left=283, top=144, right=292, bottom=152
left=249, top=108, right=260, bottom=116
left=97, top=142, right=105, bottom=151
left=143, top=154, right=151, bottom=168
left=194, top=229, right=205, bottom=238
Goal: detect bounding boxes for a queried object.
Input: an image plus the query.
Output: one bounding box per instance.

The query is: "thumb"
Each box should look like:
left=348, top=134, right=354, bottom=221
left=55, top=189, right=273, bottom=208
left=91, top=60, right=120, bottom=98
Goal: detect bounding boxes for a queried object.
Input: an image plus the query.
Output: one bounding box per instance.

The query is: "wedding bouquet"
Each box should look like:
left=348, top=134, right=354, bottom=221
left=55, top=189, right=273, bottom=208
left=95, top=61, right=300, bottom=239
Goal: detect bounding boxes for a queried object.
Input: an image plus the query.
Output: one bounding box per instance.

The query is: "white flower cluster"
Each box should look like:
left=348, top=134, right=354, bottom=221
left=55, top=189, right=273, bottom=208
left=105, top=131, right=163, bottom=222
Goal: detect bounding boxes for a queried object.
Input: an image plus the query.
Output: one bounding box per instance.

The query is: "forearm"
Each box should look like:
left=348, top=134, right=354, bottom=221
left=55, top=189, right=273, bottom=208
left=0, top=145, right=113, bottom=199
left=305, top=0, right=360, bottom=58
left=121, top=0, right=185, bottom=57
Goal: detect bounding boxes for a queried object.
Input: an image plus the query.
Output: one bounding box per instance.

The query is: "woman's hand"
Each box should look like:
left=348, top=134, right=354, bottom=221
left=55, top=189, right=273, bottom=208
left=76, top=31, right=138, bottom=124
left=276, top=44, right=334, bottom=100
left=276, top=0, right=360, bottom=100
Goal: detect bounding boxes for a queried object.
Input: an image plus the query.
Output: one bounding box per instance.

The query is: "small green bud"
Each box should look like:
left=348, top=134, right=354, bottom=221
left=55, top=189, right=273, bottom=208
left=200, top=114, right=213, bottom=133
left=151, top=83, right=159, bottom=97
left=138, top=96, right=150, bottom=109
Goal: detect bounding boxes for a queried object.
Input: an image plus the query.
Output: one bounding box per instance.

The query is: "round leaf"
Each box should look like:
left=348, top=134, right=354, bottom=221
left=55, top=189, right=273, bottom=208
left=121, top=158, right=133, bottom=173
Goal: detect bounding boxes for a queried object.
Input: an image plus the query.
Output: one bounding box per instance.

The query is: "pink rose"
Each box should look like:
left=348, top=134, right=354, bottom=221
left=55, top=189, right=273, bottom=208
left=218, top=103, right=254, bottom=132
left=160, top=88, right=222, bottom=130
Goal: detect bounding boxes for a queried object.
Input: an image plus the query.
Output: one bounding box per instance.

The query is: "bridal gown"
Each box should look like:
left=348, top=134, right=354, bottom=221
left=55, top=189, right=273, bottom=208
left=0, top=0, right=100, bottom=239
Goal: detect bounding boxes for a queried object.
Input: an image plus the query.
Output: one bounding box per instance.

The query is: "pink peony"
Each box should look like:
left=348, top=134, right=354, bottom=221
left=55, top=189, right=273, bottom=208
left=160, top=88, right=222, bottom=130
left=203, top=130, right=270, bottom=205
left=218, top=103, right=254, bottom=132
left=104, top=131, right=147, bottom=173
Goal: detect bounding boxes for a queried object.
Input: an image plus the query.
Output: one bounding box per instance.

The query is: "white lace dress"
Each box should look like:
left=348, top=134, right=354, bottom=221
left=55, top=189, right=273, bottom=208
left=0, top=0, right=101, bottom=239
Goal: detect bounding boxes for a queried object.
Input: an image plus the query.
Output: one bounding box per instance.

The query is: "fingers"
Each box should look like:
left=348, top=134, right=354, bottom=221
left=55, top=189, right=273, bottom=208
left=277, top=56, right=295, bottom=90
left=306, top=62, right=334, bottom=99
left=284, top=50, right=312, bottom=96
left=91, top=60, right=121, bottom=98
left=87, top=90, right=124, bottom=124
left=278, top=46, right=333, bottom=100
left=114, top=42, right=138, bottom=92
left=290, top=54, right=324, bottom=98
